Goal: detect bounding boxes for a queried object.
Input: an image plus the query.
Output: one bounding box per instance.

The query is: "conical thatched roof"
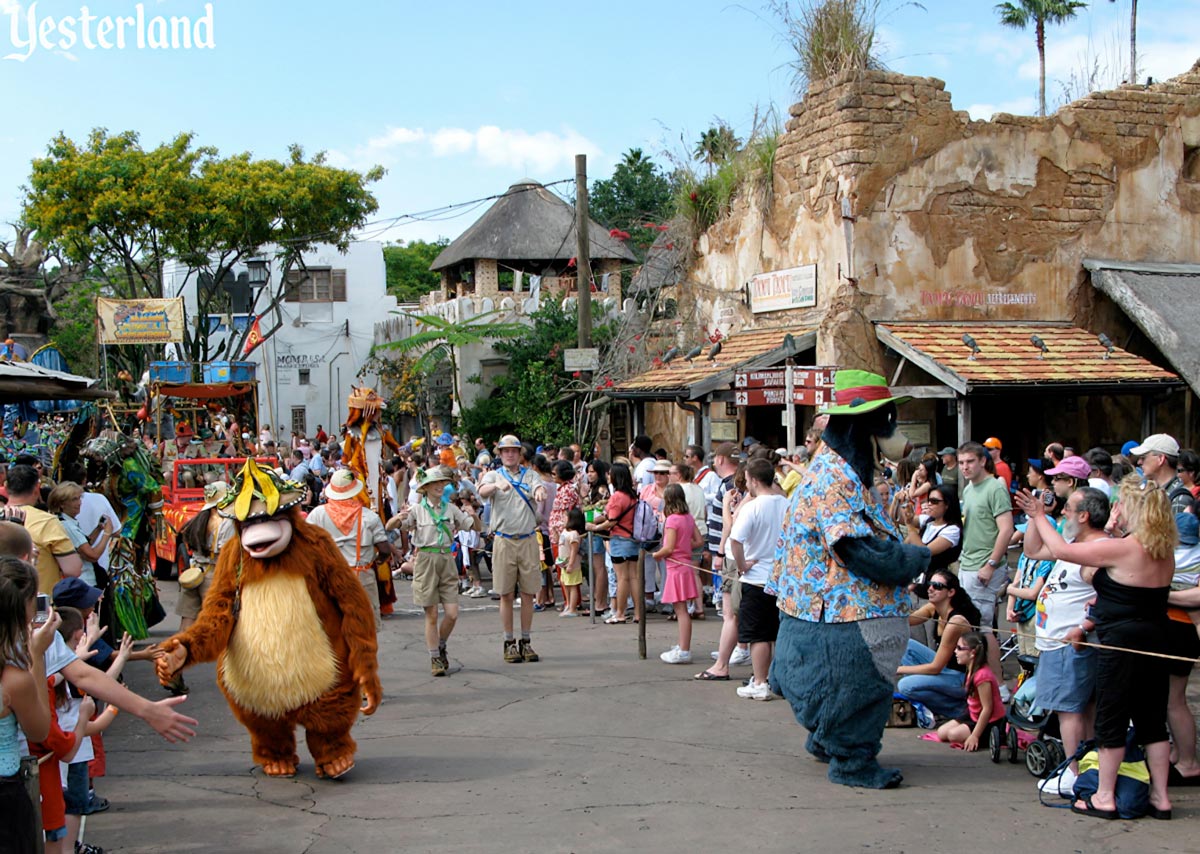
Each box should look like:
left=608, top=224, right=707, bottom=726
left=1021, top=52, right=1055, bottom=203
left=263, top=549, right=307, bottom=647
left=430, top=180, right=638, bottom=271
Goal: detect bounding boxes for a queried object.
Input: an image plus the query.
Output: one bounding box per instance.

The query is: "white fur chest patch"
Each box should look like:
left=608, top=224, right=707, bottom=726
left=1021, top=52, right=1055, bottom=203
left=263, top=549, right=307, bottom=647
left=220, top=573, right=339, bottom=718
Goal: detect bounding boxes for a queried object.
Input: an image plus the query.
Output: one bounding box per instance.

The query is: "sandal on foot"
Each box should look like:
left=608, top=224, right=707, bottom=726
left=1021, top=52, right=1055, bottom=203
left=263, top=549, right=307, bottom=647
left=1147, top=805, right=1172, bottom=820
left=693, top=669, right=729, bottom=681
left=1071, top=795, right=1119, bottom=820
left=692, top=611, right=706, bottom=620
left=666, top=613, right=678, bottom=622
left=604, top=615, right=628, bottom=624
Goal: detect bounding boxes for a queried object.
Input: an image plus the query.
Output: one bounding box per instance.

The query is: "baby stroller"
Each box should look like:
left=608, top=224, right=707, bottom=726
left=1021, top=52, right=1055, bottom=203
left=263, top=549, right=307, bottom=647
left=989, top=654, right=1065, bottom=776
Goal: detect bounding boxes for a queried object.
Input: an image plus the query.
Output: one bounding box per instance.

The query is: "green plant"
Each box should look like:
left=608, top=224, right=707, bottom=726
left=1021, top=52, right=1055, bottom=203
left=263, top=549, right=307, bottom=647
left=996, top=0, right=1088, bottom=116
left=771, top=0, right=888, bottom=93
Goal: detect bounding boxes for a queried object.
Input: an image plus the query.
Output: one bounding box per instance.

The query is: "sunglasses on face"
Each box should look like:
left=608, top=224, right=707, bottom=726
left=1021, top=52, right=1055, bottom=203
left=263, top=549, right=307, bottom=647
left=927, top=580, right=950, bottom=591
left=1052, top=475, right=1072, bottom=482
left=955, top=644, right=971, bottom=652
left=926, top=498, right=944, bottom=505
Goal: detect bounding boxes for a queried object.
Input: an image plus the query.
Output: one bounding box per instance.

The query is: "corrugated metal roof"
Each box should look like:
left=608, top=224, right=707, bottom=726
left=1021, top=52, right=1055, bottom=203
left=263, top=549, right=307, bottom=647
left=1084, top=260, right=1200, bottom=397
left=610, top=326, right=817, bottom=399
left=877, top=322, right=1179, bottom=393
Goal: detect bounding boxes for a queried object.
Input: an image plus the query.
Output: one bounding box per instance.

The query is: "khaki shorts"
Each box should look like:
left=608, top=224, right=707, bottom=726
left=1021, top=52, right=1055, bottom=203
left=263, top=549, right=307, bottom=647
left=719, top=572, right=743, bottom=611
left=175, top=568, right=213, bottom=619
left=355, top=567, right=382, bottom=630
left=413, top=550, right=459, bottom=607
left=491, top=535, right=542, bottom=596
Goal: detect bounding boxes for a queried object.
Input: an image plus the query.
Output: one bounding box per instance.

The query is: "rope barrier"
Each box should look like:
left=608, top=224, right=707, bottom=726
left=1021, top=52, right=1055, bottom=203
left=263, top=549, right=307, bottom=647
left=923, top=617, right=1200, bottom=664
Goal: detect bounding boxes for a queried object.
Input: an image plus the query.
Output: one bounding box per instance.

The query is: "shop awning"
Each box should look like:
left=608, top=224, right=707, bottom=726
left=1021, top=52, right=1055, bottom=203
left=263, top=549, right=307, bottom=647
left=0, top=361, right=116, bottom=403
left=608, top=326, right=817, bottom=401
left=1084, top=259, right=1200, bottom=396
left=876, top=322, right=1180, bottom=395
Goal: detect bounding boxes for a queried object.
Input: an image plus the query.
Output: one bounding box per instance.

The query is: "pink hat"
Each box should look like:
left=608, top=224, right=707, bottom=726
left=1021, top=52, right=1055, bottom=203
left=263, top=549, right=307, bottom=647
left=1044, top=456, right=1091, bottom=480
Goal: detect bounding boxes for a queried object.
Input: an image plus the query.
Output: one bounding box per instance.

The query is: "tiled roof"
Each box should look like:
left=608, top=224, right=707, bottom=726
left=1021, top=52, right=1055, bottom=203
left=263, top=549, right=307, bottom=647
left=611, top=326, right=816, bottom=398
left=877, top=322, right=1179, bottom=392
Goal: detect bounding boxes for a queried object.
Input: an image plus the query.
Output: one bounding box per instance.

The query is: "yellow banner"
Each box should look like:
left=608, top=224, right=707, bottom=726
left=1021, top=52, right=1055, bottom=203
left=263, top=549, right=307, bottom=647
left=96, top=297, right=186, bottom=345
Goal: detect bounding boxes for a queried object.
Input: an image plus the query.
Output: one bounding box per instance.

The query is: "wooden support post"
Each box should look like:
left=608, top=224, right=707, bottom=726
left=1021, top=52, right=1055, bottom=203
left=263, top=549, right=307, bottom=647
left=575, top=155, right=592, bottom=353
left=956, top=396, right=972, bottom=447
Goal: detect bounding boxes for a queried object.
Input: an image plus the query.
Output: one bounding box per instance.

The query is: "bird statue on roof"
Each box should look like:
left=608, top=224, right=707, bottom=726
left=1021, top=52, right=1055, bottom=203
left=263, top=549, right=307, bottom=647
left=683, top=345, right=703, bottom=363
left=156, top=458, right=382, bottom=780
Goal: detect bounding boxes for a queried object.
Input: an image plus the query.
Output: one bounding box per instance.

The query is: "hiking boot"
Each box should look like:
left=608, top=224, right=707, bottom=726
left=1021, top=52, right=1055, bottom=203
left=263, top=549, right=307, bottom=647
left=431, top=656, right=447, bottom=677
left=519, top=638, right=539, bottom=662
left=504, top=640, right=523, bottom=663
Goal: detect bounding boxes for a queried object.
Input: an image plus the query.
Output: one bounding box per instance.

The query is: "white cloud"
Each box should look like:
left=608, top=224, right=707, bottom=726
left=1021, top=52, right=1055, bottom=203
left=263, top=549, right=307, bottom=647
left=966, top=96, right=1038, bottom=121
left=330, top=124, right=601, bottom=174
left=0, top=1, right=20, bottom=14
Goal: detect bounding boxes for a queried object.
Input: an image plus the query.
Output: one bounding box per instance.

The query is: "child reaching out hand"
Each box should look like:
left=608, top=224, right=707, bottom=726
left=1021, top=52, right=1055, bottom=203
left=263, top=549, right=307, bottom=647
left=936, top=632, right=1005, bottom=751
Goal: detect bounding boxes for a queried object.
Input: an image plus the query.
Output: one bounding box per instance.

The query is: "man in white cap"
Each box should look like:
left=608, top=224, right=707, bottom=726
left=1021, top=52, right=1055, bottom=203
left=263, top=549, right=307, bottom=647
left=1130, top=433, right=1192, bottom=514
left=307, top=470, right=392, bottom=630
left=478, top=434, right=547, bottom=663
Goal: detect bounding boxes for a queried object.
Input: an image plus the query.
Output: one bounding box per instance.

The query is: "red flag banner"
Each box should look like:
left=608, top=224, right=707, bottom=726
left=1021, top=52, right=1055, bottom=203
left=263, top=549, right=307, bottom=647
left=243, top=317, right=264, bottom=356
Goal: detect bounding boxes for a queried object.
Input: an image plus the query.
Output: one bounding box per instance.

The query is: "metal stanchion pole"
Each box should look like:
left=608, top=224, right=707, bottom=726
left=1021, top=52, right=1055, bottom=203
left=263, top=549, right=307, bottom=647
left=636, top=549, right=646, bottom=660
left=587, top=531, right=596, bottom=625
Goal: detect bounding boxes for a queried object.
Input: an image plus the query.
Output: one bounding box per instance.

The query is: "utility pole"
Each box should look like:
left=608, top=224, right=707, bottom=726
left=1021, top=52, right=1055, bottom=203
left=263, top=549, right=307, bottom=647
left=575, top=154, right=592, bottom=350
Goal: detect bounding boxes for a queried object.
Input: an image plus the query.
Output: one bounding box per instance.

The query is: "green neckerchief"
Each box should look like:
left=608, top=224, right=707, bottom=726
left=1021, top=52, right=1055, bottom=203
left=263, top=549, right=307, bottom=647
left=421, top=495, right=452, bottom=546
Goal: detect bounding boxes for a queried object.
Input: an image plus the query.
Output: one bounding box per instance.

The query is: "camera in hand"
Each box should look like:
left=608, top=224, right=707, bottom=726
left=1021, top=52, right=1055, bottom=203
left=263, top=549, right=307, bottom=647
left=34, top=593, right=49, bottom=624
left=1031, top=488, right=1056, bottom=507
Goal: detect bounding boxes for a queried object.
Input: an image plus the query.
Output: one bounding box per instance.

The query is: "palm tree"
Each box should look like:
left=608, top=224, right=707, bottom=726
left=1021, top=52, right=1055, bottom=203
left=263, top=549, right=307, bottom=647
left=692, top=124, right=741, bottom=177
left=1110, top=0, right=1137, bottom=83
left=995, top=0, right=1088, bottom=117
left=378, top=308, right=527, bottom=426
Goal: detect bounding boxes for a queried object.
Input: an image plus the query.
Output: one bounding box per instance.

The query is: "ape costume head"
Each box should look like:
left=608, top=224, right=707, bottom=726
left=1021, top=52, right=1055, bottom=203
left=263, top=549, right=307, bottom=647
left=767, top=369, right=931, bottom=790
left=157, top=458, right=382, bottom=780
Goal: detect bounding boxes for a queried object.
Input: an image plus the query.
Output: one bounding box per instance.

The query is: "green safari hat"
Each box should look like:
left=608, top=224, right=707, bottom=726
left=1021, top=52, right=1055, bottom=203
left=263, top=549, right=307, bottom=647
left=819, top=369, right=910, bottom=415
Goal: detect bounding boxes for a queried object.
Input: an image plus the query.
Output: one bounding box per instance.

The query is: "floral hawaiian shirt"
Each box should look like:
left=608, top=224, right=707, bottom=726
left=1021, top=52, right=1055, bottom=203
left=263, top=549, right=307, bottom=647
left=767, top=443, right=910, bottom=623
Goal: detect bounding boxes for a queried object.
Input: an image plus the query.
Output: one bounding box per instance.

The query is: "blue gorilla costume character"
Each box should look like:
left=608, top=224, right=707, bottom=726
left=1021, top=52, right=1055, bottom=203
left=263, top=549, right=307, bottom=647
left=767, top=370, right=930, bottom=789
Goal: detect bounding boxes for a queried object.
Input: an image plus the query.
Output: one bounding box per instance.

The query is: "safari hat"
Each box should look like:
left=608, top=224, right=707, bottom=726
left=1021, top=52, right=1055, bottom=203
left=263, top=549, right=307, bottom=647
left=201, top=480, right=230, bottom=510
left=219, top=459, right=304, bottom=521
left=495, top=434, right=522, bottom=450
left=417, top=466, right=454, bottom=491
left=650, top=459, right=672, bottom=474
left=819, top=370, right=910, bottom=416
left=325, top=469, right=365, bottom=501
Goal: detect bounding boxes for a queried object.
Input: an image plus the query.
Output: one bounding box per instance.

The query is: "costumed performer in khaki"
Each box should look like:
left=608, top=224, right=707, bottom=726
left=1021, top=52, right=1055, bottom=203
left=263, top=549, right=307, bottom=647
left=478, top=434, right=547, bottom=663
left=156, top=459, right=381, bottom=779
left=307, top=470, right=392, bottom=632
left=341, top=386, right=402, bottom=613
left=389, top=466, right=479, bottom=676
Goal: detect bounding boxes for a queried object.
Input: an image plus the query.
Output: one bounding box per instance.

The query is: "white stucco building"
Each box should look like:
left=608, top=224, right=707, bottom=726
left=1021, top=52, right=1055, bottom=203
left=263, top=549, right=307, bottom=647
left=164, top=241, right=398, bottom=439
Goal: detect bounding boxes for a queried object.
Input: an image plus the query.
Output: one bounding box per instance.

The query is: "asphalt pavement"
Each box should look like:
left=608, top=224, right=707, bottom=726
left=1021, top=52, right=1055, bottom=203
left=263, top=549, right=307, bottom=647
left=82, top=584, right=1199, bottom=854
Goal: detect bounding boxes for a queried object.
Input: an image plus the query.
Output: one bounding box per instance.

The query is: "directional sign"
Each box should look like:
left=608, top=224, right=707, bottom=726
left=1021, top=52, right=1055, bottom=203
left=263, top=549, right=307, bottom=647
left=734, top=387, right=831, bottom=407
left=735, top=367, right=836, bottom=389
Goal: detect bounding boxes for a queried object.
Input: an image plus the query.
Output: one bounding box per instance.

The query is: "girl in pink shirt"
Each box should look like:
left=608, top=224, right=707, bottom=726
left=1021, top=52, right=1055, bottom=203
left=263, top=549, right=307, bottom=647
left=652, top=485, right=704, bottom=664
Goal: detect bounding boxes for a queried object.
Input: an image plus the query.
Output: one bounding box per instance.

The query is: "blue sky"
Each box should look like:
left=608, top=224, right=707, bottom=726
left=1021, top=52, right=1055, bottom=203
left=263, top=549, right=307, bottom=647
left=1, top=0, right=1196, bottom=245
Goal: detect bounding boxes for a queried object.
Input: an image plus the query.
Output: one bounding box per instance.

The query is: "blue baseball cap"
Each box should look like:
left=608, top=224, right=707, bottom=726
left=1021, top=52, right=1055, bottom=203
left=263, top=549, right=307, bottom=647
left=52, top=577, right=102, bottom=610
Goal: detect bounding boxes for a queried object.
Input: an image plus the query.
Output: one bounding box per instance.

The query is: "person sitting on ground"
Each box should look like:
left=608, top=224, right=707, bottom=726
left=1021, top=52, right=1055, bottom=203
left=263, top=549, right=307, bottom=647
left=897, top=569, right=981, bottom=722
left=933, top=631, right=1004, bottom=751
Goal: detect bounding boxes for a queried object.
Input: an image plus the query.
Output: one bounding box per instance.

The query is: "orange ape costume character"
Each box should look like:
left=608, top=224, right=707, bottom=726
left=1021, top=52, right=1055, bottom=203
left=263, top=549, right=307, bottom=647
left=156, top=460, right=382, bottom=779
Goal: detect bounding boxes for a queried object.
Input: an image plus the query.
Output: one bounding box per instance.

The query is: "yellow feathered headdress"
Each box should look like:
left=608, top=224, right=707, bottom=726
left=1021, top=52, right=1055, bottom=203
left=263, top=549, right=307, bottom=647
left=220, top=458, right=305, bottom=521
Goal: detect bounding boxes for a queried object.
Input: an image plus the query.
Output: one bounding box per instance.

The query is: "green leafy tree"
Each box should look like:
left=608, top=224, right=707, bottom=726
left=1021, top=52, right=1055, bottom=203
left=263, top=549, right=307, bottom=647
left=48, top=277, right=103, bottom=376
left=996, top=0, right=1088, bottom=116
left=383, top=238, right=449, bottom=303
left=377, top=309, right=527, bottom=429
left=24, top=129, right=382, bottom=378
left=589, top=149, right=677, bottom=254
left=460, top=301, right=616, bottom=447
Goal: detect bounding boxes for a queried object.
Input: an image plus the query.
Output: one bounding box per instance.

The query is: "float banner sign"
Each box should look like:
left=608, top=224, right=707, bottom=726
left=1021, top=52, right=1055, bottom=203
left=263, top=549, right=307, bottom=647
left=97, top=298, right=186, bottom=344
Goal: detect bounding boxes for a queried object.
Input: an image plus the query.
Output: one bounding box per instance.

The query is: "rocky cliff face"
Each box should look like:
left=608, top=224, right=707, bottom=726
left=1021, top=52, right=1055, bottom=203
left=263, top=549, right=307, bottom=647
left=686, top=61, right=1200, bottom=365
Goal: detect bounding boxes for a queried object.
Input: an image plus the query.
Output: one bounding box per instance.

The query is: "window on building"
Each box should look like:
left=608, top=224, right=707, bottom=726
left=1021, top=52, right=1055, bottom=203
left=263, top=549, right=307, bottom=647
left=291, top=406, right=306, bottom=437
left=298, top=368, right=310, bottom=385
left=284, top=268, right=348, bottom=302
